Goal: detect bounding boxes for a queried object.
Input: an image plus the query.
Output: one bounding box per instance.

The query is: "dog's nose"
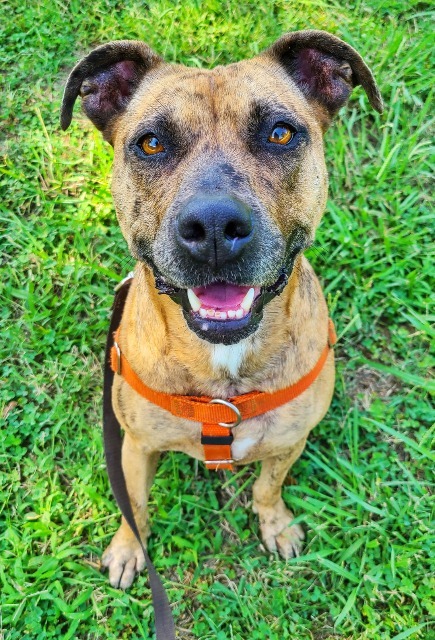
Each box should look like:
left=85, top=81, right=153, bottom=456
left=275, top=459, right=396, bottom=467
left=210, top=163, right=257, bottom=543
left=176, top=195, right=254, bottom=268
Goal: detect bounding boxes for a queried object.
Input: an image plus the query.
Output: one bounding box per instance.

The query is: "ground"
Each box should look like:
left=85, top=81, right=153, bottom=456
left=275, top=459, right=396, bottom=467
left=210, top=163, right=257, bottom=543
left=0, top=1, right=433, bottom=638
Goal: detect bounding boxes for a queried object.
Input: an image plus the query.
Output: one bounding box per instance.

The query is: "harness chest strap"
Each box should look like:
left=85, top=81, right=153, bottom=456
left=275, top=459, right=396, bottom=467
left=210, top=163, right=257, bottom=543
left=110, top=316, right=337, bottom=471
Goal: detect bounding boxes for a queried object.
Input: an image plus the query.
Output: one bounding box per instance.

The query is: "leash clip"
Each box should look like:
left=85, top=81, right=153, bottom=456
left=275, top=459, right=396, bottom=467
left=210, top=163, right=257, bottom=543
left=209, top=398, right=242, bottom=428
left=114, top=271, right=135, bottom=292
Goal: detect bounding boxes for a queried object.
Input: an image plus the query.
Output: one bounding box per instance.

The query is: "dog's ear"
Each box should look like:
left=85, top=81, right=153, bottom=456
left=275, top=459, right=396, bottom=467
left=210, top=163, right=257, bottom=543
left=61, top=41, right=163, bottom=141
left=264, top=30, right=383, bottom=128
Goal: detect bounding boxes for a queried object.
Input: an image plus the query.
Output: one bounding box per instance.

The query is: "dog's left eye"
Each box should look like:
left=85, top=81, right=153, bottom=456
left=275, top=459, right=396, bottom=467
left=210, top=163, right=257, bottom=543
left=268, top=124, right=294, bottom=145
left=139, top=133, right=165, bottom=155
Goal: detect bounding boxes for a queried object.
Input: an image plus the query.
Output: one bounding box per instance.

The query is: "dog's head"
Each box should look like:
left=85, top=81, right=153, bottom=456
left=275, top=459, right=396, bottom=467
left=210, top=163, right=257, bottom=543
left=62, top=31, right=382, bottom=344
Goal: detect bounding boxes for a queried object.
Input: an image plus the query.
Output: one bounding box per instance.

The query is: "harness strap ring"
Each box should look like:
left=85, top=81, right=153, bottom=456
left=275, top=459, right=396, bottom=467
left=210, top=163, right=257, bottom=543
left=209, top=398, right=242, bottom=428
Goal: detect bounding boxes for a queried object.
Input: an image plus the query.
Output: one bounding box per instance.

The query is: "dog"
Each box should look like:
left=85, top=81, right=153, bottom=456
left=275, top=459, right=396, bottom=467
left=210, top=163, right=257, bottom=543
left=61, top=30, right=382, bottom=591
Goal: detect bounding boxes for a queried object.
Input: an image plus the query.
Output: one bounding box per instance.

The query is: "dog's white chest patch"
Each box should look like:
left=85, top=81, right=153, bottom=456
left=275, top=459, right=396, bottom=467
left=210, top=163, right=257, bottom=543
left=232, top=436, right=256, bottom=460
left=210, top=342, right=249, bottom=376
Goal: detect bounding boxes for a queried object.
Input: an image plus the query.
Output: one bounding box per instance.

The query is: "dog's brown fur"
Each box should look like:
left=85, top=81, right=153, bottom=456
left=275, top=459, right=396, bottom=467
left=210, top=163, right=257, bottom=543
left=62, top=30, right=382, bottom=589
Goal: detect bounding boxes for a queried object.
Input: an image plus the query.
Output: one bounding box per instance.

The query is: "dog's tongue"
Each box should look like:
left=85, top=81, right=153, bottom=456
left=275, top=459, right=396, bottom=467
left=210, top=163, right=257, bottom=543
left=193, top=282, right=254, bottom=310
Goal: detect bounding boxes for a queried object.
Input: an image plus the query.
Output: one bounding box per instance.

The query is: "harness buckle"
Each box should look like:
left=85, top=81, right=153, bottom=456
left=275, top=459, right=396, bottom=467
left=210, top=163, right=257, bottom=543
left=328, top=318, right=337, bottom=348
left=113, top=341, right=122, bottom=375
left=209, top=398, right=242, bottom=428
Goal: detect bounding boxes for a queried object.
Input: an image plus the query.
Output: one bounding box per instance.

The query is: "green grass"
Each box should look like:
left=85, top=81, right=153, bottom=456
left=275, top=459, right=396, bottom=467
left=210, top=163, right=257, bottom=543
left=1, top=0, right=434, bottom=638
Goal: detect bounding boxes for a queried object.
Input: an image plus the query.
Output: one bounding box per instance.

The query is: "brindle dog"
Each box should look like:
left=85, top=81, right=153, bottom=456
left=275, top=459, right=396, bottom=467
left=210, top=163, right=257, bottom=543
left=62, top=30, right=382, bottom=589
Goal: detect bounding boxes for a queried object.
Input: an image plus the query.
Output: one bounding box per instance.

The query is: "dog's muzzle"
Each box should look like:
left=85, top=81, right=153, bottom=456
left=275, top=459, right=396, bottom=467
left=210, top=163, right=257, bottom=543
left=151, top=218, right=309, bottom=344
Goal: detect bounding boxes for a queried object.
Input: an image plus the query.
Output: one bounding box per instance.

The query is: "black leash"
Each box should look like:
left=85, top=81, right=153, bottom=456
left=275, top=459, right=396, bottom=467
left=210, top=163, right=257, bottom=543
left=102, top=279, right=176, bottom=639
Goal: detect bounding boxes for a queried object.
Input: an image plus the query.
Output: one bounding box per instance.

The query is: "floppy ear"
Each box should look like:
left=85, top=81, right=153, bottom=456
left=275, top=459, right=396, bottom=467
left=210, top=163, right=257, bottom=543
left=264, top=30, right=383, bottom=128
left=61, top=40, right=163, bottom=141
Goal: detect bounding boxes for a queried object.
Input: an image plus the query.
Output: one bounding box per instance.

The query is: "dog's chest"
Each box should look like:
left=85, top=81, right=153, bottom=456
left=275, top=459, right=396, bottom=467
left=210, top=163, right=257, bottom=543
left=115, top=311, right=335, bottom=464
left=209, top=342, right=249, bottom=377
left=118, top=376, right=324, bottom=464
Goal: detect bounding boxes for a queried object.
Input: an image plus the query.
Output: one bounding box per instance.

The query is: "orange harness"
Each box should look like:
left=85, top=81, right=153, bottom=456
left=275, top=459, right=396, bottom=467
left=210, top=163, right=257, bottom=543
left=110, top=285, right=337, bottom=471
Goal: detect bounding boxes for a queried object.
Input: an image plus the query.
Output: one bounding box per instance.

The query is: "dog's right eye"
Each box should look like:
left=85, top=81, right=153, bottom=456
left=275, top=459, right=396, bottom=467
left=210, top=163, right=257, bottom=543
left=138, top=133, right=165, bottom=155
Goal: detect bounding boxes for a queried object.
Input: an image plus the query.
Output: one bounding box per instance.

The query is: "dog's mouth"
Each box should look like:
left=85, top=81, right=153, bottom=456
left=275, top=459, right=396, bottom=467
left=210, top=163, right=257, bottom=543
left=155, top=271, right=288, bottom=344
left=187, top=282, right=261, bottom=321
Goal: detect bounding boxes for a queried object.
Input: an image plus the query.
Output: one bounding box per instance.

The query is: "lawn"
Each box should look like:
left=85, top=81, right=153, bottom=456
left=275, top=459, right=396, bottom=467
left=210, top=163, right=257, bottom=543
left=0, top=0, right=433, bottom=638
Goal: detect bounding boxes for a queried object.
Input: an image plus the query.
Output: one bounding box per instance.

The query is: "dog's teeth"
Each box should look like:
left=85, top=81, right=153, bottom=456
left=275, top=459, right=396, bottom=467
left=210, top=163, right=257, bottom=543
left=228, top=310, right=236, bottom=319
left=187, top=288, right=202, bottom=312
left=199, top=308, right=207, bottom=318
left=240, top=287, right=255, bottom=312
left=207, top=309, right=215, bottom=317
left=235, top=309, right=244, bottom=319
left=216, top=311, right=227, bottom=320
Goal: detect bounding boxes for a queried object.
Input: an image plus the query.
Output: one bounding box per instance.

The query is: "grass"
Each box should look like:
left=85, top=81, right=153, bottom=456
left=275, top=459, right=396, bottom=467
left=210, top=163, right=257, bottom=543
left=0, top=0, right=433, bottom=638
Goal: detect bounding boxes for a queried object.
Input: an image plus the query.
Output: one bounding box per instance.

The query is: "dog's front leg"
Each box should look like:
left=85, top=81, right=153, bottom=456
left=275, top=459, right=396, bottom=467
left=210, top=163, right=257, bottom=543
left=101, top=434, right=160, bottom=589
left=253, top=438, right=307, bottom=559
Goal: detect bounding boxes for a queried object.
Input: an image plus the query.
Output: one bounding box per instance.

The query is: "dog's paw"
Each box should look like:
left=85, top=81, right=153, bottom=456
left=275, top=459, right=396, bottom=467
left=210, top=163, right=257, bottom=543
left=101, top=527, right=146, bottom=589
left=255, top=500, right=305, bottom=559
